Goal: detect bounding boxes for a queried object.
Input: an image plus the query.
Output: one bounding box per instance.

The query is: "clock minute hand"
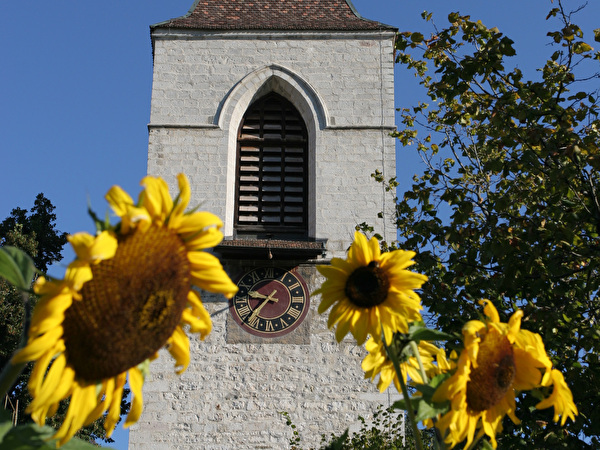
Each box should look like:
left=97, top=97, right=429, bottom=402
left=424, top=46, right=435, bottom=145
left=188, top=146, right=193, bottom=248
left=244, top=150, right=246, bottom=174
left=248, top=290, right=278, bottom=322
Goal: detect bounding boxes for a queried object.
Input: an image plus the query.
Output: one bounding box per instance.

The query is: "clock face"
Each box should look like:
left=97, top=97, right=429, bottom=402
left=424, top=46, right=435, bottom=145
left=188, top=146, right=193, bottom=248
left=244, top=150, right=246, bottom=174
left=230, top=267, right=310, bottom=338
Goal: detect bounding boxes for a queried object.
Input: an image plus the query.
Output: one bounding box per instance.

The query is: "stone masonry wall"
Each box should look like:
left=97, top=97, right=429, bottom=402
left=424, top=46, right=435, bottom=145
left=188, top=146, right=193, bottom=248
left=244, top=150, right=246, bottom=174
left=131, top=28, right=401, bottom=449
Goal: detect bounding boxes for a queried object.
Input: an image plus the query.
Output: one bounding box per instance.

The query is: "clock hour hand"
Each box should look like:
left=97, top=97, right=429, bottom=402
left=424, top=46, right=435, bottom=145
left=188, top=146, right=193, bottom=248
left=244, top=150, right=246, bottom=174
left=248, top=289, right=278, bottom=322
left=249, top=290, right=268, bottom=299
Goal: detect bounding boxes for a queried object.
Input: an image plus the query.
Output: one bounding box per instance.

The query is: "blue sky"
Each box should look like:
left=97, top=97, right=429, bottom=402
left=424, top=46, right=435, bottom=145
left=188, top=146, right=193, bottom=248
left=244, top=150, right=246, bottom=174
left=1, top=1, right=598, bottom=448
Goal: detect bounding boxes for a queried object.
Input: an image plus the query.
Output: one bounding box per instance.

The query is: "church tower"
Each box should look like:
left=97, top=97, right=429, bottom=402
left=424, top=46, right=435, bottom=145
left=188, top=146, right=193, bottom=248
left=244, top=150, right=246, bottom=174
left=130, top=1, right=398, bottom=448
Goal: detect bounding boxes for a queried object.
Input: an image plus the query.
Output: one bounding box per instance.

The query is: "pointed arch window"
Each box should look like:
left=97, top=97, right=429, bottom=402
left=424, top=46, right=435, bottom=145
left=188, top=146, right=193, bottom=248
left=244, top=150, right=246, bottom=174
left=235, top=93, right=308, bottom=239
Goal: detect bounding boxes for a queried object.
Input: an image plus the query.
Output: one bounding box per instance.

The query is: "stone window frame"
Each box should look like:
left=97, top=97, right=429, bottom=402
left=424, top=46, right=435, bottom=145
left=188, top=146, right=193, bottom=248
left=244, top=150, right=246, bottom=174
left=219, top=65, right=327, bottom=240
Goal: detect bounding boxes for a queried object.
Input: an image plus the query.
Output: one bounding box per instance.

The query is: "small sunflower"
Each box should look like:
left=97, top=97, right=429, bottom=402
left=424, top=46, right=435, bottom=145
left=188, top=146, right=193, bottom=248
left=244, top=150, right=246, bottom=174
left=362, top=336, right=445, bottom=392
left=432, top=300, right=577, bottom=449
left=314, top=231, right=427, bottom=345
left=12, top=174, right=237, bottom=446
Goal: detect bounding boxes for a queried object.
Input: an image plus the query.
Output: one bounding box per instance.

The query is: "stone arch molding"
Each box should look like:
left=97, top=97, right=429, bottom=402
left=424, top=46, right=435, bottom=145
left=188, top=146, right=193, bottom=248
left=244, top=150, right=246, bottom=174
left=216, top=64, right=329, bottom=132
left=220, top=65, right=323, bottom=238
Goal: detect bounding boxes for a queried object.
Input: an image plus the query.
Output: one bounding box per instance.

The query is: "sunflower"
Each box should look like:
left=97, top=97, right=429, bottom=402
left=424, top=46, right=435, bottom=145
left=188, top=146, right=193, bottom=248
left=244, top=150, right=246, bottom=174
left=314, top=231, right=427, bottom=345
left=432, top=300, right=577, bottom=449
left=11, top=174, right=237, bottom=446
left=361, top=336, right=446, bottom=392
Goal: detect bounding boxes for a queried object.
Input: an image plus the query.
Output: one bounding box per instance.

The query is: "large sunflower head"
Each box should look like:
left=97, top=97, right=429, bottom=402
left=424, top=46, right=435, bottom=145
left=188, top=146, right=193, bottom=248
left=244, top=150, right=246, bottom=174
left=432, top=300, right=577, bottom=449
left=314, top=231, right=427, bottom=345
left=11, top=174, right=237, bottom=446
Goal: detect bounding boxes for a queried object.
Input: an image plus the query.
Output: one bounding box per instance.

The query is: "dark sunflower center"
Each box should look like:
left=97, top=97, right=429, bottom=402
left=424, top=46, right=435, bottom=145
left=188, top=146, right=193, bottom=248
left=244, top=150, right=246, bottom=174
left=62, top=225, right=191, bottom=381
left=344, top=261, right=390, bottom=308
left=466, top=331, right=516, bottom=413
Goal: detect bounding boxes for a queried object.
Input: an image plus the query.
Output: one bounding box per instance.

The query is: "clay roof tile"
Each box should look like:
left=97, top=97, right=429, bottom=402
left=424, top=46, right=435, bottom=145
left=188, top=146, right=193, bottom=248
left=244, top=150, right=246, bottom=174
left=152, top=0, right=396, bottom=31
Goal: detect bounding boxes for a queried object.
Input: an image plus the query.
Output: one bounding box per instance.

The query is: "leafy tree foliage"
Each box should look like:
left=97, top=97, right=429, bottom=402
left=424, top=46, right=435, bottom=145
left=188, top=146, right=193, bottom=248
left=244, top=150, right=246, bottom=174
left=390, top=1, right=600, bottom=447
left=0, top=193, right=67, bottom=273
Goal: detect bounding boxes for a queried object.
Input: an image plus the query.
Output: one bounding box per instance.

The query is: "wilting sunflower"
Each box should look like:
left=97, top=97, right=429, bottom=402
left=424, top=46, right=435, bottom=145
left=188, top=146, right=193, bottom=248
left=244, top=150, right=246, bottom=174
left=432, top=300, right=577, bottom=449
left=362, top=336, right=446, bottom=392
left=314, top=231, right=427, bottom=345
left=11, top=174, right=237, bottom=446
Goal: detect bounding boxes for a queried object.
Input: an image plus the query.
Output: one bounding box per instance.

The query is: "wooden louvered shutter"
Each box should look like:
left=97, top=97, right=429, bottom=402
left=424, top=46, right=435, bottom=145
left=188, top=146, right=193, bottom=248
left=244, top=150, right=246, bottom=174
left=235, top=94, right=308, bottom=238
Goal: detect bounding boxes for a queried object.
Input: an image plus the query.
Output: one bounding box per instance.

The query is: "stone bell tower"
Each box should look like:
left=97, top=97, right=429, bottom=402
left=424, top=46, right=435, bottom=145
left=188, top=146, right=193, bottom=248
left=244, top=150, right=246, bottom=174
left=129, top=1, right=398, bottom=448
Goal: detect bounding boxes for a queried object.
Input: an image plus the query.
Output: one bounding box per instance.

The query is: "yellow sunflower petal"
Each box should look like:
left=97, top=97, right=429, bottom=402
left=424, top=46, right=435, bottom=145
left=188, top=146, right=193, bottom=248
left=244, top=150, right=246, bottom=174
left=170, top=173, right=191, bottom=223
left=28, top=352, right=68, bottom=413
left=63, top=262, right=93, bottom=292
left=536, top=369, right=577, bottom=425
left=125, top=367, right=144, bottom=428
left=54, top=382, right=97, bottom=447
left=513, top=347, right=544, bottom=390
left=104, top=373, right=127, bottom=437
left=348, top=231, right=373, bottom=266
left=29, top=292, right=72, bottom=335
left=11, top=326, right=63, bottom=364
left=176, top=211, right=223, bottom=235
left=188, top=251, right=238, bottom=297
left=167, top=326, right=191, bottom=374
left=105, top=184, right=135, bottom=217
left=140, top=175, right=172, bottom=221
left=68, top=230, right=117, bottom=263
left=462, top=319, right=486, bottom=365
left=480, top=299, right=500, bottom=323
left=182, top=225, right=224, bottom=250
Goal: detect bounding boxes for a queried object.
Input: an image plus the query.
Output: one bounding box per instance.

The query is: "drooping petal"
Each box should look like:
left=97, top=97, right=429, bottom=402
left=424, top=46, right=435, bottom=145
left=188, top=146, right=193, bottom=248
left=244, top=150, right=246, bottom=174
left=105, top=185, right=135, bottom=217
left=125, top=367, right=145, bottom=428
left=68, top=231, right=117, bottom=264
left=167, top=326, right=191, bottom=374
left=170, top=173, right=191, bottom=222
left=188, top=251, right=238, bottom=297
left=536, top=369, right=578, bottom=425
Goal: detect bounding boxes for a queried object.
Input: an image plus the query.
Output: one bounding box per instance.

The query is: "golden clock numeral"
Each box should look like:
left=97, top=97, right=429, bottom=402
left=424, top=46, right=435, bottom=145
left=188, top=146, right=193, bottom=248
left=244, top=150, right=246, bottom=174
left=265, top=321, right=274, bottom=332
left=250, top=270, right=261, bottom=284
left=264, top=267, right=274, bottom=278
left=248, top=314, right=260, bottom=328
left=280, top=317, right=289, bottom=328
left=287, top=307, right=301, bottom=319
left=238, top=279, right=253, bottom=291
left=237, top=304, right=251, bottom=319
left=288, top=281, right=300, bottom=290
left=291, top=296, right=304, bottom=304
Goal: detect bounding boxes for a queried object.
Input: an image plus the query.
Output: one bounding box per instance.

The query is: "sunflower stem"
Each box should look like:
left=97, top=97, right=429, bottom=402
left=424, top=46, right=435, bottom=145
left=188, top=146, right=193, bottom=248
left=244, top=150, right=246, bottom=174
left=410, top=340, right=429, bottom=384
left=385, top=339, right=425, bottom=450
left=0, top=291, right=31, bottom=402
left=408, top=340, right=446, bottom=450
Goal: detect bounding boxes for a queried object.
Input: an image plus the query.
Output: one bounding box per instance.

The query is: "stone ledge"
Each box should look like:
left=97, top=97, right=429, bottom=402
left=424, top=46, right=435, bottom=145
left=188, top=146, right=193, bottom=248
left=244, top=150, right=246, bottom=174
left=216, top=238, right=326, bottom=260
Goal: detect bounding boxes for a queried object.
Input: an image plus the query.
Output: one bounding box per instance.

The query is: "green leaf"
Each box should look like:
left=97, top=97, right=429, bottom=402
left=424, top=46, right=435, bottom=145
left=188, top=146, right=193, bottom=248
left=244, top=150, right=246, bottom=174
left=414, top=397, right=450, bottom=422
left=0, top=246, right=36, bottom=291
left=0, top=420, right=103, bottom=449
left=481, top=438, right=495, bottom=449
left=408, top=321, right=456, bottom=342
left=573, top=42, right=593, bottom=54
left=594, top=28, right=600, bottom=43
left=411, top=33, right=425, bottom=43
left=0, top=411, right=13, bottom=443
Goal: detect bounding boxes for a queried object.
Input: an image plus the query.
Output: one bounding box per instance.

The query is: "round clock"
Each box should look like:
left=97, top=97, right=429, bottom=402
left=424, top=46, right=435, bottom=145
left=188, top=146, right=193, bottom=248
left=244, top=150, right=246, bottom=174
left=230, top=266, right=310, bottom=338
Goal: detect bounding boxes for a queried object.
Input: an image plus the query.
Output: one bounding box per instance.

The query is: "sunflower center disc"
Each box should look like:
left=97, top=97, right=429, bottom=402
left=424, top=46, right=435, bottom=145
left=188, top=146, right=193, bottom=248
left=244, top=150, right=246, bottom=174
left=62, top=225, right=191, bottom=381
left=466, top=331, right=516, bottom=413
left=345, top=261, right=390, bottom=308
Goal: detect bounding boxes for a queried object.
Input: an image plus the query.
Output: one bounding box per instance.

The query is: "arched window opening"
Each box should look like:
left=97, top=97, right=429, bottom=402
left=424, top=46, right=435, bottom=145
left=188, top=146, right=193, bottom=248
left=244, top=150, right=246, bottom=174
left=235, top=93, right=308, bottom=239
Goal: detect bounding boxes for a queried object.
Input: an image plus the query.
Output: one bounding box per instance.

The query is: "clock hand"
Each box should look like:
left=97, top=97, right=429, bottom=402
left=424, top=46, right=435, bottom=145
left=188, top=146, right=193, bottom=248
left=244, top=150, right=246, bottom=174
left=248, top=290, right=278, bottom=322
left=249, top=290, right=268, bottom=299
